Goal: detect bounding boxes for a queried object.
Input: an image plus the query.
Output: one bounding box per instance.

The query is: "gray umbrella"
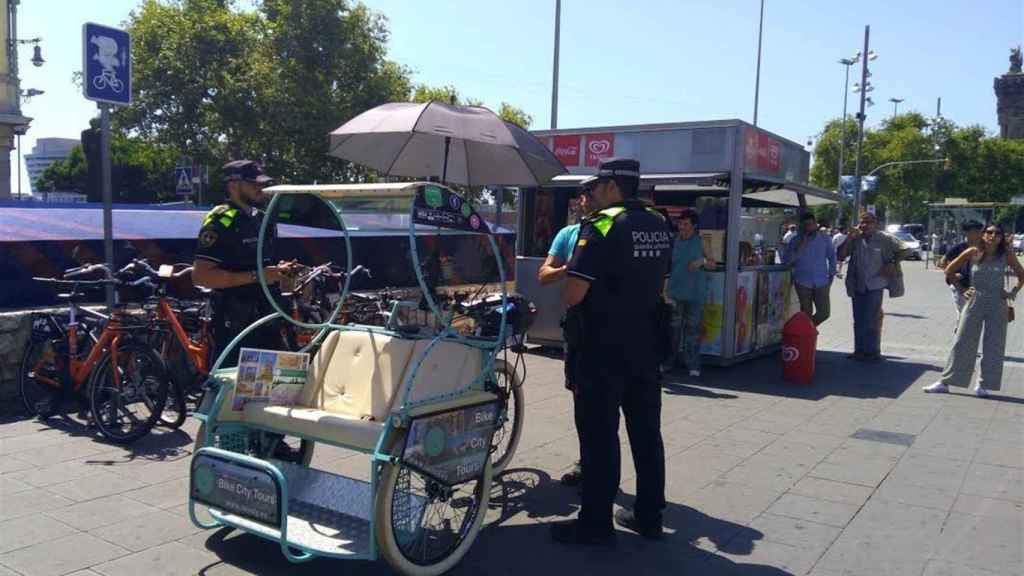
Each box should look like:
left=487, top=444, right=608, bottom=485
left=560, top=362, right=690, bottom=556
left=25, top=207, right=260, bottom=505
left=328, top=101, right=566, bottom=186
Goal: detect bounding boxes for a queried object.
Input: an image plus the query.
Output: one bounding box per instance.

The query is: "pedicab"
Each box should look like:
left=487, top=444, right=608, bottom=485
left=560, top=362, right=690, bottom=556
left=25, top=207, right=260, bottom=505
left=188, top=181, right=527, bottom=575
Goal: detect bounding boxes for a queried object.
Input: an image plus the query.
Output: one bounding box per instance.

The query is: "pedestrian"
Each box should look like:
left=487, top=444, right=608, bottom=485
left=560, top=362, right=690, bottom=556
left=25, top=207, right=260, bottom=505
left=783, top=224, right=798, bottom=244
left=924, top=224, right=1024, bottom=396
left=192, top=160, right=297, bottom=367
left=538, top=186, right=594, bottom=487
left=664, top=208, right=715, bottom=377
left=551, top=158, right=672, bottom=546
left=783, top=212, right=837, bottom=326
left=832, top=226, right=848, bottom=279
left=938, top=221, right=984, bottom=326
left=837, top=212, right=913, bottom=362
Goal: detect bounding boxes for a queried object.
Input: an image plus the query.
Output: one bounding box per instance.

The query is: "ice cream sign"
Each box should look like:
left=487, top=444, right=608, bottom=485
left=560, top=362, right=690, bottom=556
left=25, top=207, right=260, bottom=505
left=545, top=133, right=615, bottom=168
left=744, top=127, right=782, bottom=174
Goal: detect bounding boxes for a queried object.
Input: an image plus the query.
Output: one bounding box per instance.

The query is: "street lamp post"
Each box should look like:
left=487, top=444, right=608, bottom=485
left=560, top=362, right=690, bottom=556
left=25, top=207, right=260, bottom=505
left=852, top=25, right=875, bottom=218
left=837, top=54, right=860, bottom=200
left=753, top=0, right=766, bottom=127
left=550, top=0, right=561, bottom=129
left=889, top=97, right=904, bottom=118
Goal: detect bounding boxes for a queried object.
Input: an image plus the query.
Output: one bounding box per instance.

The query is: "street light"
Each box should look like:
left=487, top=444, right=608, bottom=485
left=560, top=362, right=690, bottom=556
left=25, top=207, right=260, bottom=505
left=889, top=97, right=904, bottom=117
left=852, top=25, right=877, bottom=218
left=836, top=53, right=860, bottom=201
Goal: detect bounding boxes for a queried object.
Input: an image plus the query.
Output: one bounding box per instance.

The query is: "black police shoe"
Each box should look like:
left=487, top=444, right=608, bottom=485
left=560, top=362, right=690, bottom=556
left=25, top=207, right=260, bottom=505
left=614, top=508, right=664, bottom=540
left=560, top=462, right=583, bottom=487
left=550, top=520, right=616, bottom=547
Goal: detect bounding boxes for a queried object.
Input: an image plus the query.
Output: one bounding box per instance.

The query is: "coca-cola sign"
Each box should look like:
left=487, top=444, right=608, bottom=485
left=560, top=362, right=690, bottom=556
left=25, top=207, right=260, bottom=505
left=551, top=135, right=581, bottom=166
left=584, top=133, right=615, bottom=167
left=744, top=128, right=781, bottom=173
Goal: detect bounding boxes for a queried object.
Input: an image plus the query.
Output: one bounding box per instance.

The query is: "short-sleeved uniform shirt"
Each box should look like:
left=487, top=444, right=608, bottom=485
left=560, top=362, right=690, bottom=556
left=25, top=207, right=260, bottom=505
left=548, top=224, right=581, bottom=262
left=194, top=202, right=276, bottom=300
left=567, top=201, right=673, bottom=364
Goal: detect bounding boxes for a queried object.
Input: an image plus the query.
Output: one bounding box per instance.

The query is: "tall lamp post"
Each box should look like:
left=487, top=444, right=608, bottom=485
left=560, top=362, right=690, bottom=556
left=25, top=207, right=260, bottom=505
left=753, top=0, right=766, bottom=127
left=550, top=0, right=561, bottom=129
left=837, top=54, right=860, bottom=196
left=889, top=97, right=904, bottom=118
left=852, top=25, right=877, bottom=218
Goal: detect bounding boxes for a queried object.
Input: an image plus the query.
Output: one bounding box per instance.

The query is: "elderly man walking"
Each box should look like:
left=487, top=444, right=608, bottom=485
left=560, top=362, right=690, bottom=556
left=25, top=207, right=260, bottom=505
left=783, top=212, right=836, bottom=325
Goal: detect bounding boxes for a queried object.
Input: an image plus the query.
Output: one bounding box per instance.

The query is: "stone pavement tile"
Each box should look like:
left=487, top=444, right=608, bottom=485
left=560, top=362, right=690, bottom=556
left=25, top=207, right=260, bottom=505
left=712, top=539, right=822, bottom=576
left=991, top=402, right=1024, bottom=422
left=713, top=425, right=779, bottom=449
left=864, top=410, right=936, bottom=436
left=960, top=462, right=1024, bottom=502
left=814, top=499, right=947, bottom=576
left=48, top=470, right=147, bottom=503
left=0, top=455, right=34, bottom=475
left=660, top=416, right=712, bottom=444
left=0, top=532, right=127, bottom=576
left=0, top=428, right=67, bottom=456
left=123, top=477, right=189, bottom=509
left=757, top=438, right=834, bottom=467
left=7, top=440, right=114, bottom=468
left=0, top=488, right=74, bottom=522
left=732, top=415, right=805, bottom=435
left=672, top=441, right=747, bottom=474
left=45, top=495, right=159, bottom=531
left=928, top=412, right=991, bottom=434
left=952, top=493, right=1024, bottom=519
left=776, top=429, right=847, bottom=452
left=934, top=512, right=1024, bottom=575
left=0, top=514, right=78, bottom=555
left=63, top=571, right=103, bottom=576
left=885, top=452, right=970, bottom=493
left=718, top=459, right=807, bottom=492
left=973, top=441, right=1024, bottom=468
left=765, top=493, right=861, bottom=528
left=4, top=458, right=111, bottom=488
left=743, top=512, right=843, bottom=551
left=808, top=453, right=896, bottom=488
left=0, top=566, right=21, bottom=576
left=923, top=559, right=1013, bottom=576
left=907, top=430, right=983, bottom=462
left=832, top=437, right=908, bottom=461
left=685, top=480, right=784, bottom=528
left=789, top=477, right=874, bottom=507
left=874, top=478, right=957, bottom=511
left=984, top=419, right=1024, bottom=441
left=90, top=508, right=205, bottom=552
left=107, top=455, right=193, bottom=485
left=93, top=541, right=219, bottom=576
left=0, top=475, right=32, bottom=496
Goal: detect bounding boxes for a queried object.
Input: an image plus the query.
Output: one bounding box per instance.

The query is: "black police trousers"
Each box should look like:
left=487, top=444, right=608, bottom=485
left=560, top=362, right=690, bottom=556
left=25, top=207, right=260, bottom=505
left=212, top=298, right=283, bottom=368
left=577, top=358, right=666, bottom=535
left=564, top=341, right=585, bottom=463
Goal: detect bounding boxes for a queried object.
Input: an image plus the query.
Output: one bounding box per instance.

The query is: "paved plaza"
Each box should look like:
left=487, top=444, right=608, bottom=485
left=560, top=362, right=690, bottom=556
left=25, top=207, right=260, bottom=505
left=0, top=261, right=1021, bottom=576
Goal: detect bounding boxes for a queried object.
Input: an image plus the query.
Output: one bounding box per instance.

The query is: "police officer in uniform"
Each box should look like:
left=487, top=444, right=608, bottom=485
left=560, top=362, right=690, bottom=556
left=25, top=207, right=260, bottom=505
left=192, top=160, right=294, bottom=366
left=551, top=158, right=673, bottom=546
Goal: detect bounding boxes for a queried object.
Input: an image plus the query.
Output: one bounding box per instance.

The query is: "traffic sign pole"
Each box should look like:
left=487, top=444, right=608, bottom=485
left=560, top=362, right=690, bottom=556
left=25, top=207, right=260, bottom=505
left=101, top=103, right=114, bottom=308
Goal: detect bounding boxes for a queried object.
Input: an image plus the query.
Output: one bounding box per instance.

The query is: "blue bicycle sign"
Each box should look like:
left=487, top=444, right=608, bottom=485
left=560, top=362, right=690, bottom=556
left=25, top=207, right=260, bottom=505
left=83, top=23, right=131, bottom=106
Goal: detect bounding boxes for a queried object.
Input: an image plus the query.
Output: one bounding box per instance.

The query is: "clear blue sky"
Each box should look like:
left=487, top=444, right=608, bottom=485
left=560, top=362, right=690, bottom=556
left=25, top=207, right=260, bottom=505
left=11, top=0, right=1022, bottom=194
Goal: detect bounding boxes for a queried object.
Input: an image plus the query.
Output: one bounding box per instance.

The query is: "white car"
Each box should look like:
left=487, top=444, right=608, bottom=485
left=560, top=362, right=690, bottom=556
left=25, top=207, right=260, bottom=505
left=893, top=231, right=923, bottom=260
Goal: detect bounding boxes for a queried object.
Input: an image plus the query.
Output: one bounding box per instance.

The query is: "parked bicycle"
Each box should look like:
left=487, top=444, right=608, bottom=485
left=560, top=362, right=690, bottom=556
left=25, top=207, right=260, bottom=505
left=19, top=264, right=170, bottom=443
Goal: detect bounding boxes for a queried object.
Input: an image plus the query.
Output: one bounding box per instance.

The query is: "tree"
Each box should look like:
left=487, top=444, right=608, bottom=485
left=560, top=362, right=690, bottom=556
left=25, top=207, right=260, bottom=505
left=811, top=113, right=1024, bottom=224
left=35, top=147, right=88, bottom=195
left=411, top=84, right=533, bottom=128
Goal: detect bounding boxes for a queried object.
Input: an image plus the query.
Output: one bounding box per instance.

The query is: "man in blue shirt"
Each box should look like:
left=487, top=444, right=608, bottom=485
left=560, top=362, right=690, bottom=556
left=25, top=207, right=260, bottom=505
left=783, top=212, right=837, bottom=326
left=665, top=209, right=715, bottom=377
left=538, top=187, right=592, bottom=487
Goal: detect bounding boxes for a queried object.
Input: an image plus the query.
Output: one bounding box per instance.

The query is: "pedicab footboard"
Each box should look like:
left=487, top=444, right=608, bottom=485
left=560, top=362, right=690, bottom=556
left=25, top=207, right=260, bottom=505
left=190, top=447, right=428, bottom=560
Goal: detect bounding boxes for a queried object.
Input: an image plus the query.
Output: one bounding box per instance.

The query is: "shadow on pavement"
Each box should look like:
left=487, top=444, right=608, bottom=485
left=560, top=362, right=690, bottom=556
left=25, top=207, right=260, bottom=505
left=664, top=351, right=938, bottom=402
left=662, top=382, right=739, bottom=399
left=883, top=312, right=927, bottom=319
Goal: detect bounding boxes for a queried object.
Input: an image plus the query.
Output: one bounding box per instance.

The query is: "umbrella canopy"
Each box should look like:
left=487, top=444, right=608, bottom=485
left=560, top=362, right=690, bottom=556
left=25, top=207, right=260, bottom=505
left=328, top=101, right=566, bottom=187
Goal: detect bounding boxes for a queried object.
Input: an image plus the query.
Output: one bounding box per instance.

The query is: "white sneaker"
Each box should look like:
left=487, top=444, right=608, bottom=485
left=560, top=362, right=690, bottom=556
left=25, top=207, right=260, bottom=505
left=972, top=386, right=989, bottom=398
left=922, top=382, right=948, bottom=394
left=689, top=369, right=701, bottom=378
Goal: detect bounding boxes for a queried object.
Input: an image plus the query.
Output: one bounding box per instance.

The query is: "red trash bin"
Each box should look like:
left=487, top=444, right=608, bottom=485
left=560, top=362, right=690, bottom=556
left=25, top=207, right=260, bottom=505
left=782, top=312, right=818, bottom=385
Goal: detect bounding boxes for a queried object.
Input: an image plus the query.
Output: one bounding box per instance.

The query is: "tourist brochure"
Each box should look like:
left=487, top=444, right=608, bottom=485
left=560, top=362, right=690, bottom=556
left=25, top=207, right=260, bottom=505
left=232, top=348, right=310, bottom=411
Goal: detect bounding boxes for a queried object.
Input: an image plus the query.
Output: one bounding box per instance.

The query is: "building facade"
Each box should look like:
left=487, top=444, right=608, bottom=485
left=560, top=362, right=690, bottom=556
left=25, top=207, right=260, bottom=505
left=0, top=1, right=33, bottom=199
left=24, top=137, right=77, bottom=194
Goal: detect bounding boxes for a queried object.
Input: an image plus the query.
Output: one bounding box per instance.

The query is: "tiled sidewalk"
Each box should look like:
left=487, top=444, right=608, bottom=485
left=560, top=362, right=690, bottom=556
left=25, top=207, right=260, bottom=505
left=1, top=262, right=1021, bottom=576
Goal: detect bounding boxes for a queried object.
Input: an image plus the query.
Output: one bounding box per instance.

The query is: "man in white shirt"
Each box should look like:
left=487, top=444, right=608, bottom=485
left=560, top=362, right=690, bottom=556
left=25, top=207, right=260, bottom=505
left=832, top=227, right=848, bottom=278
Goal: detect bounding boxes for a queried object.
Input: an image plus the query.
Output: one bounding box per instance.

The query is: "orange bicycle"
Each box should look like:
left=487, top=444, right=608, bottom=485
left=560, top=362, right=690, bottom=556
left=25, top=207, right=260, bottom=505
left=130, top=260, right=215, bottom=429
left=19, top=265, right=170, bottom=444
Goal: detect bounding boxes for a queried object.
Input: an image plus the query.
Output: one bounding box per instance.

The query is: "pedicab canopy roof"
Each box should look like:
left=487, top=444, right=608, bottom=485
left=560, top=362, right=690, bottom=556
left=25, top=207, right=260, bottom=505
left=263, top=181, right=492, bottom=234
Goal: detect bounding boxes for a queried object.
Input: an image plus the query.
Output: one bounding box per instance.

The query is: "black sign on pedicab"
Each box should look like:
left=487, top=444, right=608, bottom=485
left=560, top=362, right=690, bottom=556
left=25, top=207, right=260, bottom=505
left=413, top=184, right=491, bottom=234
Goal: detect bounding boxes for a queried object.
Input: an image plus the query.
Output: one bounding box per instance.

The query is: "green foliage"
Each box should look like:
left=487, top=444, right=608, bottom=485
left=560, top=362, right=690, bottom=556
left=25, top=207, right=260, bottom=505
left=811, top=113, right=1024, bottom=224
left=411, top=84, right=532, bottom=128
left=35, top=147, right=88, bottom=194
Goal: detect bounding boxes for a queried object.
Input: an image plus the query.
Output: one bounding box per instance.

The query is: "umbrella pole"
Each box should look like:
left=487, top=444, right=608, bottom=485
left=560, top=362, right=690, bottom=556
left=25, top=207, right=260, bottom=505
left=442, top=136, right=451, bottom=183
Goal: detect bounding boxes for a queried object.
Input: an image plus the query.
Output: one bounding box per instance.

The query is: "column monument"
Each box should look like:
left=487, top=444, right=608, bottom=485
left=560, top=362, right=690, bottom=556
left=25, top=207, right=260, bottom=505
left=994, top=47, right=1024, bottom=139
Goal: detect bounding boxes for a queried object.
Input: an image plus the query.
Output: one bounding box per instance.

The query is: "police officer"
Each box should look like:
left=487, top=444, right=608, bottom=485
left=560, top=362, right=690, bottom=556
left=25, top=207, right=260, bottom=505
left=192, top=160, right=294, bottom=366
left=551, top=158, right=673, bottom=546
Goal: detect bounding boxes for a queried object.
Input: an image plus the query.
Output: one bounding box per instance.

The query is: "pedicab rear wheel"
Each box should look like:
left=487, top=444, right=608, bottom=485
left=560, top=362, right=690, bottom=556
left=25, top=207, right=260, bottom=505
left=376, top=456, right=492, bottom=576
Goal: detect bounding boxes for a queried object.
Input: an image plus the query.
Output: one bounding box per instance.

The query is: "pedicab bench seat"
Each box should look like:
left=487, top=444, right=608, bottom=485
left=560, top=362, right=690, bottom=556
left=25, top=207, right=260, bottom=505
left=213, top=330, right=493, bottom=451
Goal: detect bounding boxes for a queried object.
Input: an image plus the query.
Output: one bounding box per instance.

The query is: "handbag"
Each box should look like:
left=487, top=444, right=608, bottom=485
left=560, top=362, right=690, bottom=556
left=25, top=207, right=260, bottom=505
left=1007, top=270, right=1016, bottom=323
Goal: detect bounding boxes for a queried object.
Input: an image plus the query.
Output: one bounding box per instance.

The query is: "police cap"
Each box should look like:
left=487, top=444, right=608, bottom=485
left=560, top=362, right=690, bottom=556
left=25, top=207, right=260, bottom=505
left=222, top=159, right=273, bottom=184
left=580, top=157, right=640, bottom=194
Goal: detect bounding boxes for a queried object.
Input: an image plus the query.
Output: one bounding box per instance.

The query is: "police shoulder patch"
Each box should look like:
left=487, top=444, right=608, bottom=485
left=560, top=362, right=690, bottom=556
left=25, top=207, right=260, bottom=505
left=199, top=229, right=219, bottom=248
left=577, top=238, right=588, bottom=247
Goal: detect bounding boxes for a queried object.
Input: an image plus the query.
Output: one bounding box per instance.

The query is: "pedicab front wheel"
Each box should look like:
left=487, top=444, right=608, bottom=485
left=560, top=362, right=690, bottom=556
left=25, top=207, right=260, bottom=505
left=375, top=456, right=492, bottom=576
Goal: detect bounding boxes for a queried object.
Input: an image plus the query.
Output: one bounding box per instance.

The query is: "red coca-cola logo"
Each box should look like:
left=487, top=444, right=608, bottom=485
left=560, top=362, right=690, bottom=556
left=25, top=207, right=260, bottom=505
left=744, top=128, right=782, bottom=173
left=551, top=135, right=581, bottom=166
left=584, top=133, right=614, bottom=167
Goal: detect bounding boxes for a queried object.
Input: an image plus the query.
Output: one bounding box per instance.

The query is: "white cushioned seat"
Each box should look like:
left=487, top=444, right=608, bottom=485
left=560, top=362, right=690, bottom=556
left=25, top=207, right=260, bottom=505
left=242, top=404, right=384, bottom=451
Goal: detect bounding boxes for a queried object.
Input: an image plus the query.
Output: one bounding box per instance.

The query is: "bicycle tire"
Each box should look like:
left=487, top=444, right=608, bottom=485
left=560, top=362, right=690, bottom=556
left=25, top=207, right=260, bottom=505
left=89, top=342, right=169, bottom=444
left=157, top=376, right=188, bottom=429
left=18, top=338, right=64, bottom=418
left=489, top=359, right=524, bottom=475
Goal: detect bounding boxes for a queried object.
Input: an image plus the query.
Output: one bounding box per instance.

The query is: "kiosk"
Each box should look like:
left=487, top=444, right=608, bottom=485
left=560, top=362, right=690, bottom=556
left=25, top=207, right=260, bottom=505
left=517, top=120, right=843, bottom=364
